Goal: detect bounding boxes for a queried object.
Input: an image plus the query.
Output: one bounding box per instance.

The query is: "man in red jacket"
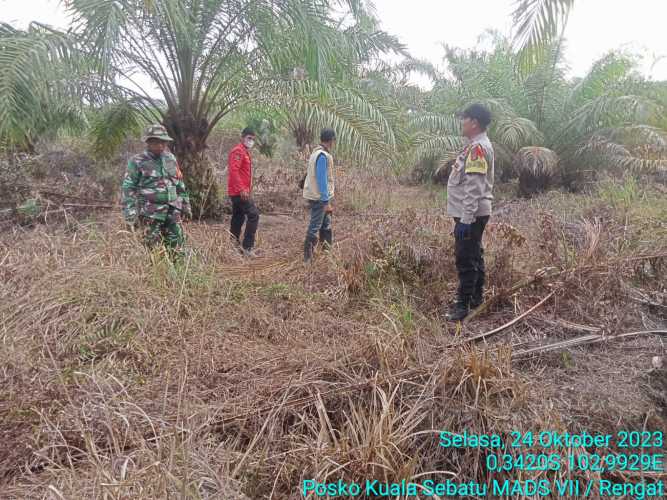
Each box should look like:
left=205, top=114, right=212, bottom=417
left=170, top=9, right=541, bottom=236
left=228, top=127, right=259, bottom=255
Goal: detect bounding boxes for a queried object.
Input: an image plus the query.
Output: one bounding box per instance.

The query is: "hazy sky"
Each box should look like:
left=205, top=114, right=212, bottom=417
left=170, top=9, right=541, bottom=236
left=372, top=0, right=666, bottom=81
left=2, top=0, right=666, bottom=82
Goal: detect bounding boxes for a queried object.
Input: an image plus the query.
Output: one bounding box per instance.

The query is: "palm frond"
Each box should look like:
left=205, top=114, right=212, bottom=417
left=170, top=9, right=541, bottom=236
left=399, top=111, right=466, bottom=171
left=512, top=0, right=575, bottom=73
left=44, top=103, right=89, bottom=137
left=408, top=114, right=460, bottom=135
left=600, top=125, right=667, bottom=153
left=0, top=22, right=80, bottom=149
left=392, top=58, right=440, bottom=82
left=493, top=115, right=544, bottom=151
left=559, top=94, right=665, bottom=141
left=344, top=26, right=406, bottom=60
left=521, top=41, right=568, bottom=126
left=69, top=0, right=129, bottom=76
left=574, top=129, right=667, bottom=173
left=273, top=80, right=400, bottom=165
left=401, top=133, right=464, bottom=173
left=569, top=52, right=637, bottom=105
left=89, top=101, right=143, bottom=157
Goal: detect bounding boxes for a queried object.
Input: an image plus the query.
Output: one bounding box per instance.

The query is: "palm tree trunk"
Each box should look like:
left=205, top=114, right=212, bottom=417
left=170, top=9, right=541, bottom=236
left=164, top=116, right=219, bottom=218
left=179, top=150, right=218, bottom=218
left=293, top=122, right=314, bottom=152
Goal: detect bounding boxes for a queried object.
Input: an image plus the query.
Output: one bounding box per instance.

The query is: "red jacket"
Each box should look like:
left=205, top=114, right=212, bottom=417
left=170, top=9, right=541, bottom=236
left=227, top=143, right=252, bottom=196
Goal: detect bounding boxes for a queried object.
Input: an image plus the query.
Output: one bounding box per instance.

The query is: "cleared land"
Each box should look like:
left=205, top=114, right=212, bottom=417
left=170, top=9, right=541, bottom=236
left=1, top=165, right=666, bottom=499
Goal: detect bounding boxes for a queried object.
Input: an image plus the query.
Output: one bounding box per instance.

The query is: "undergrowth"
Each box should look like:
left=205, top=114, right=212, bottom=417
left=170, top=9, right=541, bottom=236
left=1, top=171, right=665, bottom=499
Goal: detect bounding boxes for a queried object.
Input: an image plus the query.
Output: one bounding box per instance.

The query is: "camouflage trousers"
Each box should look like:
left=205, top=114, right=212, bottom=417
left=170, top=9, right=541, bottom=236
left=140, top=216, right=186, bottom=255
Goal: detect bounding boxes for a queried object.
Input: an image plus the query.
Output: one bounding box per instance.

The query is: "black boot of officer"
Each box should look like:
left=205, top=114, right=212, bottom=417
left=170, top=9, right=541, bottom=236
left=447, top=216, right=489, bottom=321
left=448, top=295, right=471, bottom=322
left=471, top=248, right=485, bottom=308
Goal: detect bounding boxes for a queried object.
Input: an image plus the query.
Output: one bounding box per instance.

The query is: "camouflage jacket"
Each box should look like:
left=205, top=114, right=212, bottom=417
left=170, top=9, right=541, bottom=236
left=121, top=151, right=191, bottom=222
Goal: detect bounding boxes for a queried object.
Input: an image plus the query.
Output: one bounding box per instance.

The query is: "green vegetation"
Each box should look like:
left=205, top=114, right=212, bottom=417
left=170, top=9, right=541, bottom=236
left=2, top=1, right=663, bottom=213
left=1, top=0, right=409, bottom=215
left=412, top=39, right=666, bottom=193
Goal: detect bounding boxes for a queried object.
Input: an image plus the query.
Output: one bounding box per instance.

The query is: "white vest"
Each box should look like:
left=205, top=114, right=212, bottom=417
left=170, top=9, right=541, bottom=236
left=302, top=146, right=335, bottom=201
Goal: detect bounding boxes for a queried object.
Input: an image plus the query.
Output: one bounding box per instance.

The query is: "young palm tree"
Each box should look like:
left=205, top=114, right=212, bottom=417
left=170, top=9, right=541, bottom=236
left=407, top=36, right=666, bottom=193
left=66, top=0, right=266, bottom=214
left=257, top=3, right=406, bottom=165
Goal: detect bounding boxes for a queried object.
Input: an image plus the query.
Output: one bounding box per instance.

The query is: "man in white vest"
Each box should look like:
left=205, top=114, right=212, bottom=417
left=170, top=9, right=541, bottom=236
left=302, top=128, right=336, bottom=262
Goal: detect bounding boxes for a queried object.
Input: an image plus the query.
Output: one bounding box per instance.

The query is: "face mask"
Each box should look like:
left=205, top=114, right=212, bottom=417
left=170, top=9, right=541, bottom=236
left=244, top=139, right=255, bottom=149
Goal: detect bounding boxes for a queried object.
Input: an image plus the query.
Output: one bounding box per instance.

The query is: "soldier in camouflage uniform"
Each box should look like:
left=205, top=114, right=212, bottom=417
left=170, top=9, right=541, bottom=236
left=122, top=125, right=192, bottom=255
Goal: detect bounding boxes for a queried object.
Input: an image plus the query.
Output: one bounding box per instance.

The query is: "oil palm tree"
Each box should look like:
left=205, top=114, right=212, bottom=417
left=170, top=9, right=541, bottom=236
left=256, top=2, right=406, bottom=165
left=553, top=53, right=667, bottom=185
left=408, top=35, right=666, bottom=193
left=66, top=0, right=279, bottom=214
left=67, top=0, right=398, bottom=215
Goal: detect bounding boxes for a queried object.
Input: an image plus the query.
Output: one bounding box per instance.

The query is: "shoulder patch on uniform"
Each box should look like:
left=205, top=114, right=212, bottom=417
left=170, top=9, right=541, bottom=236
left=465, top=145, right=488, bottom=175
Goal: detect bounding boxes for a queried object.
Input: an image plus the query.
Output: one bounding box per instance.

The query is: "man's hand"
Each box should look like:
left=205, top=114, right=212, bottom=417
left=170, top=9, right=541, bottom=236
left=454, top=221, right=472, bottom=240
left=124, top=209, right=137, bottom=228
left=240, top=190, right=250, bottom=201
left=183, top=206, right=193, bottom=220
left=325, top=203, right=333, bottom=214
left=125, top=217, right=138, bottom=232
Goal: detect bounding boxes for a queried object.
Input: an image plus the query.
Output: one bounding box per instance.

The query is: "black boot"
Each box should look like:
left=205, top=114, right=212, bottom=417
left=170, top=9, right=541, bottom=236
left=471, top=248, right=486, bottom=309
left=471, top=286, right=484, bottom=309
left=319, top=228, right=332, bottom=250
left=304, top=235, right=318, bottom=262
left=446, top=296, right=471, bottom=322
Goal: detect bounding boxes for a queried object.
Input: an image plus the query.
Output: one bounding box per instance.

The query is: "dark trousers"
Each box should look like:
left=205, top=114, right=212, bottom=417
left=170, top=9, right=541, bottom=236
left=306, top=200, right=332, bottom=241
left=454, top=216, right=489, bottom=299
left=230, top=196, right=259, bottom=250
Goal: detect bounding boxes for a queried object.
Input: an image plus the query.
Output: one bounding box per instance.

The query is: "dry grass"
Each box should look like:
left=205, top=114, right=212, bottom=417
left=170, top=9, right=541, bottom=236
left=1, top=168, right=666, bottom=499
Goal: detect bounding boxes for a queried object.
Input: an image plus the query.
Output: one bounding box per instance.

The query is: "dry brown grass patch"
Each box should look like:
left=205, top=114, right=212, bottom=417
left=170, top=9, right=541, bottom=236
left=1, top=173, right=665, bottom=498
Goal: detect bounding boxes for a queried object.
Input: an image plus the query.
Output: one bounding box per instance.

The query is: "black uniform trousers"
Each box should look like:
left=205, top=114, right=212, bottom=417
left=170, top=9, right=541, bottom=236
left=230, top=196, right=259, bottom=250
left=453, top=215, right=489, bottom=299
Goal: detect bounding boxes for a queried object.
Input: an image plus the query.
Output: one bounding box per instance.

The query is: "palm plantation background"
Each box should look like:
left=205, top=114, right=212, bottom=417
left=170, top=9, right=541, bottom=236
left=1, top=0, right=664, bottom=214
